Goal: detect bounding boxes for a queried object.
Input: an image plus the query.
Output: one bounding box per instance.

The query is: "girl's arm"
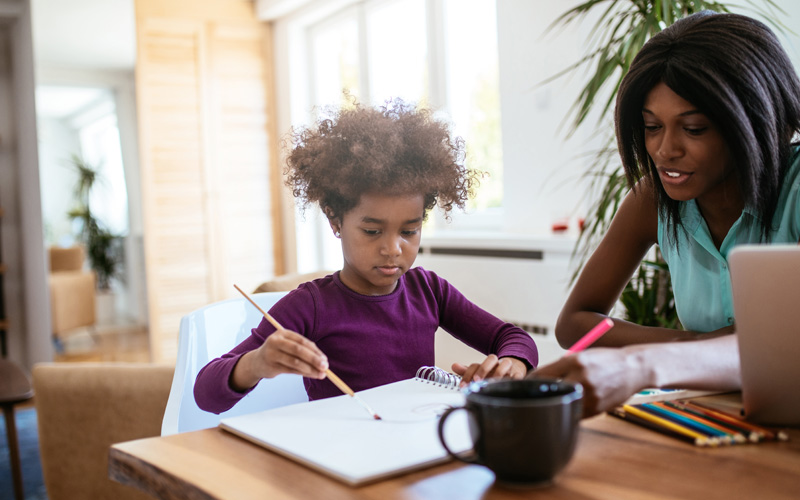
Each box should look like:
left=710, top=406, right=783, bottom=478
left=194, top=289, right=327, bottom=414
left=557, top=185, right=714, bottom=348
left=530, top=334, right=741, bottom=417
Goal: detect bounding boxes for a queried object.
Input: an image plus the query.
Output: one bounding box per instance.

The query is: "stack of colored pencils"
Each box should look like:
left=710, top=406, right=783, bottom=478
left=609, top=400, right=789, bottom=447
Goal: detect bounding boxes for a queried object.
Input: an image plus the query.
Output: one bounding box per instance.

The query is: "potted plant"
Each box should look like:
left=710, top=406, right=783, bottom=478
left=67, top=155, right=124, bottom=293
left=547, top=0, right=786, bottom=327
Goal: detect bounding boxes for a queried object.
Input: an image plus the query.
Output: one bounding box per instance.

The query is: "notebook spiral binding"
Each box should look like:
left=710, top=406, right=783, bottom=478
left=414, top=366, right=461, bottom=390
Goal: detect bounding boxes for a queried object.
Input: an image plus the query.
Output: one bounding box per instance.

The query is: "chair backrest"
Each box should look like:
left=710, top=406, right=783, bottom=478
left=34, top=362, right=174, bottom=500
left=161, top=292, right=308, bottom=435
left=48, top=245, right=86, bottom=272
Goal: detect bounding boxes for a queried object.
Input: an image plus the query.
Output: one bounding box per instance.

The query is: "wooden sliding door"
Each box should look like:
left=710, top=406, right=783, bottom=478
left=135, top=0, right=282, bottom=362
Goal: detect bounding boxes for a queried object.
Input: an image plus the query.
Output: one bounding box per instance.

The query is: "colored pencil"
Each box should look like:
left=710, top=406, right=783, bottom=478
left=684, top=400, right=787, bottom=441
left=651, top=402, right=746, bottom=444
left=233, top=284, right=382, bottom=421
left=567, top=318, right=614, bottom=353
left=663, top=401, right=751, bottom=443
left=639, top=403, right=732, bottom=444
left=622, top=405, right=714, bottom=446
left=609, top=407, right=699, bottom=445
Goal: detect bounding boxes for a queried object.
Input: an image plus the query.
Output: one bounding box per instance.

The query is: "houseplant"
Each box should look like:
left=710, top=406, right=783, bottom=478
left=547, top=0, right=786, bottom=326
left=67, top=155, right=124, bottom=292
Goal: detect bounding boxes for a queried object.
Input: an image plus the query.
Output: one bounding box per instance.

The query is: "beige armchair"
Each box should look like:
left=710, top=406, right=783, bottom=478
left=33, top=363, right=174, bottom=500
left=253, top=269, right=332, bottom=293
left=48, top=246, right=96, bottom=339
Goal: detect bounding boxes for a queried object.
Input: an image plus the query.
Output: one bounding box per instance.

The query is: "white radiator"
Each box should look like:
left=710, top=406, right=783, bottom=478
left=415, top=232, right=576, bottom=368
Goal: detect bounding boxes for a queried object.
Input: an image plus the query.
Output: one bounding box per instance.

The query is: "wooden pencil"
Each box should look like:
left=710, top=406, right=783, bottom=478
left=622, top=405, right=714, bottom=446
left=233, top=284, right=382, bottom=420
left=683, top=401, right=780, bottom=441
left=639, top=403, right=732, bottom=444
left=609, top=408, right=699, bottom=445
left=651, top=402, right=746, bottom=444
left=676, top=401, right=760, bottom=437
left=663, top=401, right=750, bottom=443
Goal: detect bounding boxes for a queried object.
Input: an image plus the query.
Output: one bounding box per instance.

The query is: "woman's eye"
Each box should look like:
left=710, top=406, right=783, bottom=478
left=685, top=127, right=708, bottom=136
left=402, top=230, right=419, bottom=236
left=643, top=124, right=661, bottom=132
left=362, top=229, right=379, bottom=235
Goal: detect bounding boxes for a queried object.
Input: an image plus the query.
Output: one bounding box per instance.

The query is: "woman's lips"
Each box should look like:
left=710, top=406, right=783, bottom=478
left=658, top=167, right=692, bottom=186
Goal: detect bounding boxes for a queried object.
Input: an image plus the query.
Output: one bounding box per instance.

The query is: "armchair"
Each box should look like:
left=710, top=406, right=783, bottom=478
left=48, top=246, right=96, bottom=341
left=33, top=362, right=174, bottom=500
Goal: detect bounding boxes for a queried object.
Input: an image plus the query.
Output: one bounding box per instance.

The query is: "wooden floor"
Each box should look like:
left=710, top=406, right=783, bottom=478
left=54, top=322, right=151, bottom=363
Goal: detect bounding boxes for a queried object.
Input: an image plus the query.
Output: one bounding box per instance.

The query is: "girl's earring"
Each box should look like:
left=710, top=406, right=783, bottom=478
left=335, top=231, right=341, bottom=238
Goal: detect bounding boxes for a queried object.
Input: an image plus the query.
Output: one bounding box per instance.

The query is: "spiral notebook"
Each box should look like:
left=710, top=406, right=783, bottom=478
left=219, top=366, right=471, bottom=486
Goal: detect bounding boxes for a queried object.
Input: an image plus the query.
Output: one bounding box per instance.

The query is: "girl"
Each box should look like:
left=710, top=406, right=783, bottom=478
left=195, top=99, right=538, bottom=413
left=534, top=11, right=800, bottom=416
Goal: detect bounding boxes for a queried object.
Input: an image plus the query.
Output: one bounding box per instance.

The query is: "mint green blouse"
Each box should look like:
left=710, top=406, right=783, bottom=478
left=658, top=147, right=800, bottom=333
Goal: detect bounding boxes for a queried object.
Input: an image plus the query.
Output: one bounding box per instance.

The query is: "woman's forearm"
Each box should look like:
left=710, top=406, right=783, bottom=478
left=556, top=310, right=713, bottom=348
left=531, top=334, right=741, bottom=417
left=629, top=334, right=741, bottom=390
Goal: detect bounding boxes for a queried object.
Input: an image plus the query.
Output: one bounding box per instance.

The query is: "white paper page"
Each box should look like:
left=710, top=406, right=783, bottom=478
left=220, top=378, right=472, bottom=485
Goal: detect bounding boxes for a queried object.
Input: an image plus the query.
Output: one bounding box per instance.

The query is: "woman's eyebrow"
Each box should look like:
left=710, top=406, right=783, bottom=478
left=642, top=107, right=703, bottom=117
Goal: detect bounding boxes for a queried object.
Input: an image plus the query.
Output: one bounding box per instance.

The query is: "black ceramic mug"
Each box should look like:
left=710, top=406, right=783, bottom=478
left=437, top=378, right=583, bottom=486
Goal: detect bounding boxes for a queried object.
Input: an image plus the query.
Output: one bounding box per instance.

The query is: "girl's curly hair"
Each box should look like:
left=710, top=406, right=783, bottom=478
left=284, top=98, right=481, bottom=221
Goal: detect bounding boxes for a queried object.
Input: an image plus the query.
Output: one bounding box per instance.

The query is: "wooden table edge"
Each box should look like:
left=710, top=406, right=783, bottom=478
left=109, top=443, right=216, bottom=500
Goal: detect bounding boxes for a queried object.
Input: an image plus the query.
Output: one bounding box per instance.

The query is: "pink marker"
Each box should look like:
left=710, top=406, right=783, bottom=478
left=567, top=318, right=614, bottom=354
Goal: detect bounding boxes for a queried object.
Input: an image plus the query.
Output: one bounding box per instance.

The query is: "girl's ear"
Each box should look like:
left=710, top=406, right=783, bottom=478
left=324, top=207, right=342, bottom=238
left=330, top=222, right=341, bottom=239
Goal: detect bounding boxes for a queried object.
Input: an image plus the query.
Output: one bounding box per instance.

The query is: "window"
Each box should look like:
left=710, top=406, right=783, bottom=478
left=288, top=0, right=503, bottom=271
left=307, top=0, right=501, bottom=212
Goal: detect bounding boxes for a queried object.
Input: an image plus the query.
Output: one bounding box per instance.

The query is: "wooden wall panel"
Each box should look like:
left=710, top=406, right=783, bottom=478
left=207, top=22, right=276, bottom=298
left=135, top=3, right=280, bottom=363
left=137, top=19, right=212, bottom=361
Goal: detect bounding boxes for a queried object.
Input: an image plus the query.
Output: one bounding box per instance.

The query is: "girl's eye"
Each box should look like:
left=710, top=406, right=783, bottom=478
left=643, top=124, right=661, bottom=132
left=402, top=230, right=419, bottom=236
left=362, top=229, right=380, bottom=235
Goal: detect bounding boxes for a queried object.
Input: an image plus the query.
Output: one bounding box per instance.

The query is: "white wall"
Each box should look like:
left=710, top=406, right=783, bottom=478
left=38, top=116, right=81, bottom=243
left=497, top=0, right=600, bottom=236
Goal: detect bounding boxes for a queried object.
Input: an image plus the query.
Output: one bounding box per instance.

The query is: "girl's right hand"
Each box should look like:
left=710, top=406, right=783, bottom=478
left=231, top=329, right=328, bottom=392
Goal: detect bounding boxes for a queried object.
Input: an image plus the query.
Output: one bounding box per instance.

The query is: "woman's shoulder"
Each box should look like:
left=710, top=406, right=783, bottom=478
left=611, top=179, right=660, bottom=243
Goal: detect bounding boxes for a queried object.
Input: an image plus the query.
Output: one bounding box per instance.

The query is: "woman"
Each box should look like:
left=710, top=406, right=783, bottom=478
left=532, top=11, right=800, bottom=416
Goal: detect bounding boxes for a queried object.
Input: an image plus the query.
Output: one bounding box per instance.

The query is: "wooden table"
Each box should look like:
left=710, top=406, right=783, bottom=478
left=110, top=397, right=800, bottom=500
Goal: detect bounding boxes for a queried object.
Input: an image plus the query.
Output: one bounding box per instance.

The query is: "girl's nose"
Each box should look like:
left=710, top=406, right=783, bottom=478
left=381, top=234, right=402, bottom=256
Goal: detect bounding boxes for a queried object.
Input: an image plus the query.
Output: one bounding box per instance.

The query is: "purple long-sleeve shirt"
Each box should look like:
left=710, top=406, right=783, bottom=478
left=194, top=267, right=538, bottom=414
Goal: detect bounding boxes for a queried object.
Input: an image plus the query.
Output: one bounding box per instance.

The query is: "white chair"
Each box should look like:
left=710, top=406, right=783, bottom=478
left=161, top=292, right=308, bottom=435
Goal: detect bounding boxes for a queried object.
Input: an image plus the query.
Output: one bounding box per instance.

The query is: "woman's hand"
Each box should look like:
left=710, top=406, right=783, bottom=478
left=231, top=329, right=328, bottom=392
left=528, top=348, right=649, bottom=418
left=452, top=355, right=528, bottom=388
left=529, top=335, right=742, bottom=418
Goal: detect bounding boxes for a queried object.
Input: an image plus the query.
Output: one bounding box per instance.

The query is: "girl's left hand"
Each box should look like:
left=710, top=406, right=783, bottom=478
left=452, top=355, right=527, bottom=388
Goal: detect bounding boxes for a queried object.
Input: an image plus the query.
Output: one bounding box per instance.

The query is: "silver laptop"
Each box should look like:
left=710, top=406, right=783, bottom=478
left=729, top=244, right=800, bottom=426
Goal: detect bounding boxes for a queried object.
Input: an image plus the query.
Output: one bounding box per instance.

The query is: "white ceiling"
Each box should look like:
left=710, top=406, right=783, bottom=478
left=31, top=0, right=136, bottom=70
